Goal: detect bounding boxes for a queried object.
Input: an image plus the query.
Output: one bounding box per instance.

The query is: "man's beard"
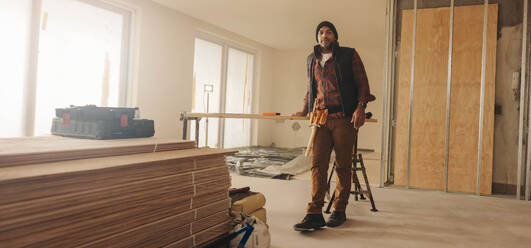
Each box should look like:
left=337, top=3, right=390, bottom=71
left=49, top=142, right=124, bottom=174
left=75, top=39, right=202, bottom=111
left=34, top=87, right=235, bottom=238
left=321, top=40, right=335, bottom=50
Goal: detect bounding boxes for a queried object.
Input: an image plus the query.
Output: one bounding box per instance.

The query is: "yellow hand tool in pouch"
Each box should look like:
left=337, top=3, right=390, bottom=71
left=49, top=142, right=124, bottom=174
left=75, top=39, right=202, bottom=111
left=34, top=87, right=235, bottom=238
left=305, top=99, right=328, bottom=157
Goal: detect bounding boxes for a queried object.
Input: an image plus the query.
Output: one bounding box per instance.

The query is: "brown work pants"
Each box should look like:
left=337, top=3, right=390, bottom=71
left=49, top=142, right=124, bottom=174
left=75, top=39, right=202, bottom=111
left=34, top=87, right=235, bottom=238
left=306, top=118, right=356, bottom=214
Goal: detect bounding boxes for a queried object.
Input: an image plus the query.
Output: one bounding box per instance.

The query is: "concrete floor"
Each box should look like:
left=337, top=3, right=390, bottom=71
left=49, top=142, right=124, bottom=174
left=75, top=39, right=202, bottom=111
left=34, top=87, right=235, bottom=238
left=231, top=173, right=531, bottom=248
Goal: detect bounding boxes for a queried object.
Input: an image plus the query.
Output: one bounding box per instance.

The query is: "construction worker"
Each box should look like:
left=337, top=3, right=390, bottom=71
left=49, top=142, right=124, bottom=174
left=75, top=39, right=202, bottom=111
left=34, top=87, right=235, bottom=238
left=293, top=21, right=371, bottom=231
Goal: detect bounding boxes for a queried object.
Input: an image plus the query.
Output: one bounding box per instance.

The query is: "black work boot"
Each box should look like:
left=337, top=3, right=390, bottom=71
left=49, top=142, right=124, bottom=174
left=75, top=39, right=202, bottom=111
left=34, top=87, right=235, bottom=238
left=326, top=211, right=346, bottom=227
left=293, top=214, right=326, bottom=231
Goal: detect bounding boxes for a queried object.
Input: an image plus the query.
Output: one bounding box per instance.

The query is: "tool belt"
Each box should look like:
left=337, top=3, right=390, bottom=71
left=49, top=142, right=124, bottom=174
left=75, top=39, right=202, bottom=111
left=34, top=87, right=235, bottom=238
left=323, top=106, right=343, bottom=114
left=310, top=109, right=328, bottom=127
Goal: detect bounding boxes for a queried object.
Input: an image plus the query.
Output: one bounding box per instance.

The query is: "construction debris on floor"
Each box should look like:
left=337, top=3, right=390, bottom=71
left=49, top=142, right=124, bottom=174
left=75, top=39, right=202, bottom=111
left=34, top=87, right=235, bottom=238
left=228, top=187, right=271, bottom=248
left=0, top=136, right=235, bottom=248
left=229, top=187, right=267, bottom=224
left=226, top=146, right=311, bottom=179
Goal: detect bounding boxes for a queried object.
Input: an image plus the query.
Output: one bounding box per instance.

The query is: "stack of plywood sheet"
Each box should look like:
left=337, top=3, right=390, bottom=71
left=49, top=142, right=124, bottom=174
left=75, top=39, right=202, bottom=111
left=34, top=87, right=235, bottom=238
left=0, top=136, right=197, bottom=168
left=0, top=137, right=236, bottom=248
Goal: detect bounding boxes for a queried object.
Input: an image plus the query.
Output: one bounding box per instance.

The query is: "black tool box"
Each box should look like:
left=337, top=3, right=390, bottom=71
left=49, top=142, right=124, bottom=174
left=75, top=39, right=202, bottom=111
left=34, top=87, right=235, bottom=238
left=51, top=105, right=155, bottom=139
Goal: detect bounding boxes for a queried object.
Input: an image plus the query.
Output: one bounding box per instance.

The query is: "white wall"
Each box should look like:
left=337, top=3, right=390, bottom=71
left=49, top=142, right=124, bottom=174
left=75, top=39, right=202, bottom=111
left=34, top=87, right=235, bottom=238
left=253, top=49, right=274, bottom=147
left=116, top=0, right=275, bottom=140
left=269, top=49, right=312, bottom=148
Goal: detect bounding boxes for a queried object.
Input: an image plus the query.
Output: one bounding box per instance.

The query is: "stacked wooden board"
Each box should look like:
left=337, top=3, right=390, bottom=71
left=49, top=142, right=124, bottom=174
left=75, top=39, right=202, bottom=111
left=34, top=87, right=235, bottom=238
left=0, top=137, right=236, bottom=248
left=0, top=136, right=197, bottom=168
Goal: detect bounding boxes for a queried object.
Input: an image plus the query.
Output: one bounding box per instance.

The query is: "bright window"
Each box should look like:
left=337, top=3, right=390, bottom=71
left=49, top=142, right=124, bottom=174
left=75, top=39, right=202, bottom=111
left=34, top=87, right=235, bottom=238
left=34, top=0, right=130, bottom=135
left=192, top=38, right=255, bottom=148
left=224, top=48, right=254, bottom=148
left=0, top=0, right=132, bottom=137
left=191, top=38, right=223, bottom=148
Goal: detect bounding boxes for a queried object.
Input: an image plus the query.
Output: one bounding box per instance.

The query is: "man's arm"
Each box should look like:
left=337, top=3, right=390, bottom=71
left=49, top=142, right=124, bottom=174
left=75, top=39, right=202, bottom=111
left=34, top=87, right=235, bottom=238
left=351, top=50, right=371, bottom=128
left=293, top=87, right=310, bottom=116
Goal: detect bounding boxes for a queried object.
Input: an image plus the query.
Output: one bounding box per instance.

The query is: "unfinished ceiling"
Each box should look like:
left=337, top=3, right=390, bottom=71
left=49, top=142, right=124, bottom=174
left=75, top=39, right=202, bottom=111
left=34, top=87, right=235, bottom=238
left=151, top=0, right=387, bottom=50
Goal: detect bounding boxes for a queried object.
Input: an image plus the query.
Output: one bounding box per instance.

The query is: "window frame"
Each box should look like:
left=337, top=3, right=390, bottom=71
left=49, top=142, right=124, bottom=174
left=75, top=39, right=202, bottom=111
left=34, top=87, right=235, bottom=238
left=193, top=32, right=257, bottom=148
left=22, top=0, right=135, bottom=136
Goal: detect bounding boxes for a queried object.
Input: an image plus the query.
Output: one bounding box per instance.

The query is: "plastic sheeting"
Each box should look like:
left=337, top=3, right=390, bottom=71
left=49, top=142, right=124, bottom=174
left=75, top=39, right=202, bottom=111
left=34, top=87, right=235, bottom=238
left=226, top=147, right=309, bottom=179
left=258, top=153, right=312, bottom=177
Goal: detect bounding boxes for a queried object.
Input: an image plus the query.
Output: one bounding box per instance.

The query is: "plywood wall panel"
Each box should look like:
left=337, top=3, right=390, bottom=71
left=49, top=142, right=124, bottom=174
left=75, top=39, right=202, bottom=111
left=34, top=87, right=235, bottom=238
left=409, top=7, right=450, bottom=190
left=394, top=4, right=497, bottom=194
left=448, top=4, right=497, bottom=194
left=393, top=10, right=414, bottom=187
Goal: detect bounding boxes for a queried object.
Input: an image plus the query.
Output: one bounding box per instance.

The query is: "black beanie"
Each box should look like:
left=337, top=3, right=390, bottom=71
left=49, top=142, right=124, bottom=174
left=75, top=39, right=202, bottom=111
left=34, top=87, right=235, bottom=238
left=315, top=21, right=338, bottom=42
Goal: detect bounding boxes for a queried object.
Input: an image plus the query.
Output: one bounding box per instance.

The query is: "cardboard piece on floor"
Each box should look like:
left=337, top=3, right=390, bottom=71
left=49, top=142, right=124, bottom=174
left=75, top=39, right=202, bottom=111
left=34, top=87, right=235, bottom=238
left=232, top=193, right=266, bottom=214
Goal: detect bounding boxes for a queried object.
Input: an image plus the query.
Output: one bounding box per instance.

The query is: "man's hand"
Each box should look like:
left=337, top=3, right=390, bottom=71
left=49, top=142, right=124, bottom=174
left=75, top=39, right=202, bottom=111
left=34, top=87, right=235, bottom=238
left=292, top=111, right=307, bottom=117
left=351, top=106, right=365, bottom=129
